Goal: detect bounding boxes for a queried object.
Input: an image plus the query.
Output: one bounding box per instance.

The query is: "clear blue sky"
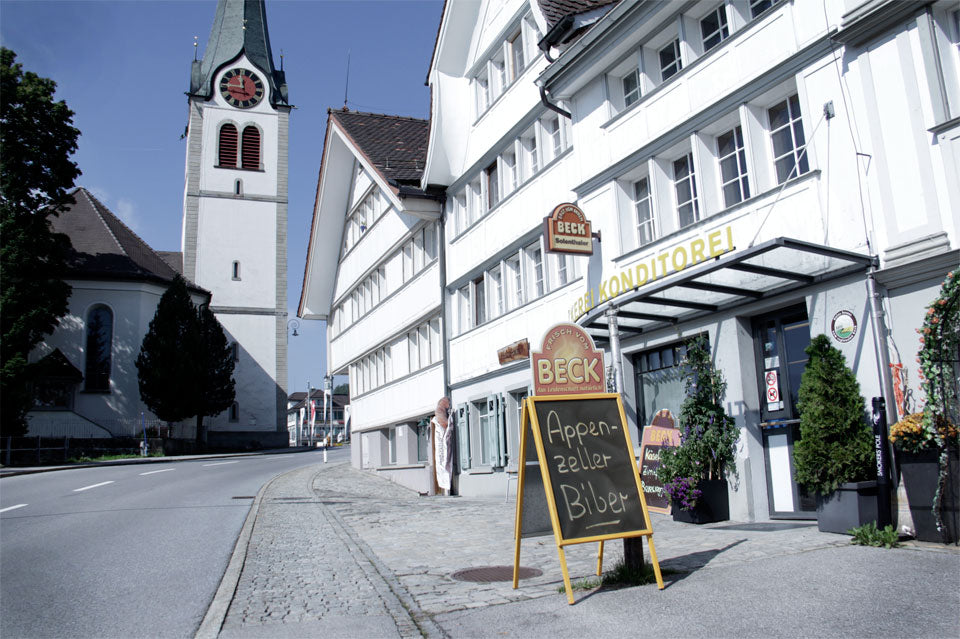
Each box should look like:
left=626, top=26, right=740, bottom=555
left=0, top=0, right=443, bottom=394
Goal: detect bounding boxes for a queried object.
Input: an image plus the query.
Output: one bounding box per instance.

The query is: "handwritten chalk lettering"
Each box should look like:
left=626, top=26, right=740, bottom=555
left=560, top=480, right=632, bottom=520
left=545, top=411, right=619, bottom=449
left=553, top=448, right=613, bottom=474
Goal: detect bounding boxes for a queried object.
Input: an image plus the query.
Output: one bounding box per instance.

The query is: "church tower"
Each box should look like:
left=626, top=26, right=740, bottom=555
left=182, top=0, right=289, bottom=447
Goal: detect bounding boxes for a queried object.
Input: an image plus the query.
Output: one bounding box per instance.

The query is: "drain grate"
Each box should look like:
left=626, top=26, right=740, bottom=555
left=452, top=565, right=542, bottom=583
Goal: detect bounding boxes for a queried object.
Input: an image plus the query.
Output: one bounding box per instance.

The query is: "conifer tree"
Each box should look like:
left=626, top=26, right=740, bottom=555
left=792, top=334, right=875, bottom=495
left=136, top=275, right=201, bottom=424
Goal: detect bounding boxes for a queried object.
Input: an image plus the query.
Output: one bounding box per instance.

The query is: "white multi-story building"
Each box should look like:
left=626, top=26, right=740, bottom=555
left=303, top=0, right=959, bottom=517
left=300, top=110, right=444, bottom=492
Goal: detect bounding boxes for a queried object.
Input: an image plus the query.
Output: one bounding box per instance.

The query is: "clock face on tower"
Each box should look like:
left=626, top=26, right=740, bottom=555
left=219, top=68, right=265, bottom=108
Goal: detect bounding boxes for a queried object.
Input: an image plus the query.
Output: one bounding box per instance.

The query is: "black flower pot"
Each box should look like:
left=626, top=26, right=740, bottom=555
left=898, top=448, right=960, bottom=544
left=671, top=479, right=729, bottom=524
left=816, top=481, right=878, bottom=534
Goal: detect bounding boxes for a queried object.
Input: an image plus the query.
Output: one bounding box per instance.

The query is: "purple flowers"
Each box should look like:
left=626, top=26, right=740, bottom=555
left=664, top=476, right=702, bottom=511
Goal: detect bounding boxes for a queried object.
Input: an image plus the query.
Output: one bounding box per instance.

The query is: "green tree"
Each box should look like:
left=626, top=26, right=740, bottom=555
left=136, top=275, right=235, bottom=448
left=1, top=48, right=80, bottom=435
left=194, top=304, right=236, bottom=445
left=792, top=334, right=875, bottom=495
left=333, top=383, right=350, bottom=396
left=136, top=275, right=201, bottom=425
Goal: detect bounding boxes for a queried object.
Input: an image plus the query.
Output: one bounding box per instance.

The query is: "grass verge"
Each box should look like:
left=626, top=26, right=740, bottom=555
left=558, top=560, right=677, bottom=593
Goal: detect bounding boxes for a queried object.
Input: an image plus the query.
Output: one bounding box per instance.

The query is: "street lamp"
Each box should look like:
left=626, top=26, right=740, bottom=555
left=287, top=318, right=300, bottom=338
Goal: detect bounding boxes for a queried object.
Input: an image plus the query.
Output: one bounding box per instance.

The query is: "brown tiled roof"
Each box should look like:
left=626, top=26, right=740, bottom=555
left=538, top=0, right=620, bottom=30
left=329, top=109, right=429, bottom=186
left=51, top=188, right=204, bottom=293
left=158, top=251, right=184, bottom=275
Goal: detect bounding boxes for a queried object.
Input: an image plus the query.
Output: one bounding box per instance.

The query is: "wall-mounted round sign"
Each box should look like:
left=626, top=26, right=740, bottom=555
left=831, top=310, right=858, bottom=343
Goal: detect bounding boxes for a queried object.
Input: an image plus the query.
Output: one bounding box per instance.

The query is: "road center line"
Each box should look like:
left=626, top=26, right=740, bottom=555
left=139, top=468, right=175, bottom=476
left=0, top=504, right=28, bottom=514
left=202, top=461, right=239, bottom=467
left=73, top=481, right=114, bottom=492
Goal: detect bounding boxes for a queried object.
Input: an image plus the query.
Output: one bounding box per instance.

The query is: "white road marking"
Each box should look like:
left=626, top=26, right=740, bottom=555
left=0, top=504, right=28, bottom=514
left=73, top=481, right=114, bottom=492
left=139, top=468, right=175, bottom=476
left=202, top=461, right=239, bottom=467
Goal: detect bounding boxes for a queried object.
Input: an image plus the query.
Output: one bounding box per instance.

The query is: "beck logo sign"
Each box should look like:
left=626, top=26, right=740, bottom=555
left=531, top=322, right=605, bottom=395
left=544, top=203, right=593, bottom=255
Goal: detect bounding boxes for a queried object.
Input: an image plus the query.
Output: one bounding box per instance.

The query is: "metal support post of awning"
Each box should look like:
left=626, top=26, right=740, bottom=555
left=605, top=307, right=624, bottom=394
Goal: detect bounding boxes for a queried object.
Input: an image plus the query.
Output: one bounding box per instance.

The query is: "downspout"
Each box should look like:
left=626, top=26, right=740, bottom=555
left=604, top=307, right=624, bottom=393
left=539, top=86, right=571, bottom=119
left=438, top=203, right=450, bottom=497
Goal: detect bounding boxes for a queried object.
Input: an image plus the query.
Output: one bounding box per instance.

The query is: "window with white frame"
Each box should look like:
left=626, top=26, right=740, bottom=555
left=717, top=126, right=750, bottom=207
left=506, top=255, right=522, bottom=309
left=633, top=177, right=656, bottom=246
left=407, top=317, right=442, bottom=373
left=485, top=161, right=500, bottom=209
left=502, top=149, right=518, bottom=196
left=472, top=12, right=543, bottom=119
left=489, top=265, right=504, bottom=318
left=474, top=276, right=486, bottom=326
left=525, top=241, right=544, bottom=301
left=700, top=5, right=730, bottom=52
left=622, top=67, right=642, bottom=107
left=659, top=38, right=682, bottom=81
left=541, top=114, right=562, bottom=163
left=342, top=187, right=381, bottom=254
left=673, top=152, right=700, bottom=228
left=400, top=223, right=438, bottom=283
left=477, top=398, right=500, bottom=467
left=553, top=252, right=579, bottom=288
left=749, top=0, right=784, bottom=19
left=768, top=94, right=808, bottom=184
left=457, top=284, right=471, bottom=334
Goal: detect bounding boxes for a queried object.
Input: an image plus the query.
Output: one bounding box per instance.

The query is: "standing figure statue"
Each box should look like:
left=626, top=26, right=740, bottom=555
left=431, top=397, right=454, bottom=496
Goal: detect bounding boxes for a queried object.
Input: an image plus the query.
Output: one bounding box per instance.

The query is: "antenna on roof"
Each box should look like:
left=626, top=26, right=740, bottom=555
left=343, top=50, right=351, bottom=109
left=280, top=48, right=285, bottom=71
left=193, top=36, right=199, bottom=61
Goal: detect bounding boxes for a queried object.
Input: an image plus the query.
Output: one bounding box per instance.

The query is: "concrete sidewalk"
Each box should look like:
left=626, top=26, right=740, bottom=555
left=204, top=460, right=960, bottom=638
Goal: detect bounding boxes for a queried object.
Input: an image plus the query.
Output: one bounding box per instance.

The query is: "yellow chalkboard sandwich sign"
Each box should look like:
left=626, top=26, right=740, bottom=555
left=513, top=323, right=664, bottom=604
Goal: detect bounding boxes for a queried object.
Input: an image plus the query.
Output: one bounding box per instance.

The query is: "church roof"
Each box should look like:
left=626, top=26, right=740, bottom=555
left=538, top=0, right=620, bottom=30
left=190, top=0, right=289, bottom=107
left=51, top=188, right=207, bottom=296
left=329, top=109, right=430, bottom=187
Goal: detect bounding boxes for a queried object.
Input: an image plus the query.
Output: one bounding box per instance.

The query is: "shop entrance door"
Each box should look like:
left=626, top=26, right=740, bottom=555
left=752, top=304, right=817, bottom=519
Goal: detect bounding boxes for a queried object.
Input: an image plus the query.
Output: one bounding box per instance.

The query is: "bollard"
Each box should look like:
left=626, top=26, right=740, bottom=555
left=872, top=397, right=892, bottom=528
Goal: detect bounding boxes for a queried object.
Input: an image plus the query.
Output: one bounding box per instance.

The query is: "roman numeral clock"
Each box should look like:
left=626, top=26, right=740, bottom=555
left=219, top=68, right=264, bottom=108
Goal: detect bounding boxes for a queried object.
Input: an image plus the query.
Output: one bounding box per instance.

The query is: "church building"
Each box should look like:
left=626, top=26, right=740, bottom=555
left=181, top=0, right=291, bottom=447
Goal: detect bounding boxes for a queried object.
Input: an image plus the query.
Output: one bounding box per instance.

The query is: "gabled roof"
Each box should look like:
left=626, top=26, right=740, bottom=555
left=51, top=188, right=207, bottom=296
left=189, top=0, right=289, bottom=107
left=328, top=109, right=430, bottom=187
left=538, top=0, right=620, bottom=30
left=33, top=348, right=83, bottom=382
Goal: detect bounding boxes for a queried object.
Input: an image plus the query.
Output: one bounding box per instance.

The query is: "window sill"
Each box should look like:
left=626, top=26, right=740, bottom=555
left=215, top=165, right=265, bottom=172
left=451, top=276, right=583, bottom=340
left=350, top=360, right=442, bottom=402
left=377, top=463, right=426, bottom=471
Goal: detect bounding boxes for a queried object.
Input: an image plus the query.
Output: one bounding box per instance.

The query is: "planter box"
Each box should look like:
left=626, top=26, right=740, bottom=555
left=816, top=481, right=878, bottom=534
left=898, top=448, right=959, bottom=544
left=672, top=479, right=729, bottom=525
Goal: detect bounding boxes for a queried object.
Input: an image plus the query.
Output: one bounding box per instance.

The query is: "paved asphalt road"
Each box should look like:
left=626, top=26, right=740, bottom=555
left=0, top=446, right=351, bottom=639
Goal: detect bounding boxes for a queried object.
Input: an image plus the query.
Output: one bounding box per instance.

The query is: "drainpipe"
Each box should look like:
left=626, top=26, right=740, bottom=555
left=539, top=86, right=571, bottom=119
left=604, top=307, right=624, bottom=393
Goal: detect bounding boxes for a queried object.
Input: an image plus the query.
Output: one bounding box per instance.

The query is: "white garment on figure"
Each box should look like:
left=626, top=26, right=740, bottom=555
left=432, top=416, right=453, bottom=490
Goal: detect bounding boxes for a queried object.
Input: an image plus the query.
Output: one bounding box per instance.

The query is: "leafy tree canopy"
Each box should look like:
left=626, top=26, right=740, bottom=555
left=1, top=48, right=80, bottom=435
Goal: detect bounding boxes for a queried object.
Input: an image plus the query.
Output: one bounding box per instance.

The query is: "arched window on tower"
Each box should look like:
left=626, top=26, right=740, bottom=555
left=219, top=123, right=238, bottom=168
left=84, top=305, right=113, bottom=392
left=241, top=126, right=261, bottom=170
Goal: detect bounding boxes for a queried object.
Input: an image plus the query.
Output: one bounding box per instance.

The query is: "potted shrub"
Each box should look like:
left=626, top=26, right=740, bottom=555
left=792, top=334, right=876, bottom=534
left=891, top=268, right=960, bottom=543
left=657, top=335, right=738, bottom=524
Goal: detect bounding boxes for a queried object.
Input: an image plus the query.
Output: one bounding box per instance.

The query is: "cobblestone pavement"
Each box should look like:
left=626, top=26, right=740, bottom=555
left=216, top=459, right=959, bottom=637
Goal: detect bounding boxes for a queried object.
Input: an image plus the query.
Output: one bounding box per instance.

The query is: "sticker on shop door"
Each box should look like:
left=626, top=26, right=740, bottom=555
left=765, top=370, right=782, bottom=411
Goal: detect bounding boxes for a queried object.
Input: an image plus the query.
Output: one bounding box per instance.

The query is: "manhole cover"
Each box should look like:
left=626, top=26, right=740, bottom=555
left=451, top=566, right=542, bottom=583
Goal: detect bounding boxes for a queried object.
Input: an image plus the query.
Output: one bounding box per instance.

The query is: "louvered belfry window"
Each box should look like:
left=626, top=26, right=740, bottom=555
left=241, top=126, right=260, bottom=170
left=219, top=124, right=238, bottom=167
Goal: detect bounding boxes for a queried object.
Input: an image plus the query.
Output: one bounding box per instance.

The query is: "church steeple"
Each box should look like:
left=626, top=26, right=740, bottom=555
left=189, top=0, right=288, bottom=106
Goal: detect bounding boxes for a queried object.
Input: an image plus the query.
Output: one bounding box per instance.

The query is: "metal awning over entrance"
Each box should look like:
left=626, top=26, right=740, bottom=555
left=579, top=237, right=877, bottom=343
